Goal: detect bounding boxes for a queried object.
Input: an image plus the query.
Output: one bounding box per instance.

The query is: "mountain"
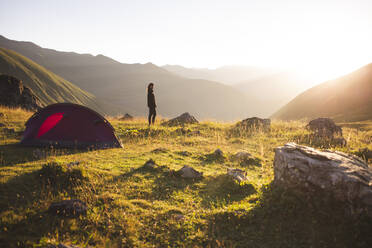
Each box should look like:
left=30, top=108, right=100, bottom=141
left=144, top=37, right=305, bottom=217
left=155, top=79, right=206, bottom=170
left=162, top=64, right=273, bottom=84
left=0, top=35, right=257, bottom=120
left=0, top=47, right=106, bottom=113
left=272, top=63, right=372, bottom=122
left=234, top=72, right=312, bottom=116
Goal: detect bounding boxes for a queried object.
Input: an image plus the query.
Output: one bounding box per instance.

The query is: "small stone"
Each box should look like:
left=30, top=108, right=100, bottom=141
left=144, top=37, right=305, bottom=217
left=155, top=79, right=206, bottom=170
left=214, top=149, right=223, bottom=157
left=48, top=199, right=87, bottom=217
left=231, top=151, right=252, bottom=161
left=227, top=168, right=248, bottom=183
left=177, top=165, right=203, bottom=179
left=144, top=159, right=156, bottom=168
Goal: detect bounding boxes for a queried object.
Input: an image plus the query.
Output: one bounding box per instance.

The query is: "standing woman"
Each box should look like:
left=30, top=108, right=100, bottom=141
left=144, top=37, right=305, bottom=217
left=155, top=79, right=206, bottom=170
left=147, top=82, right=156, bottom=125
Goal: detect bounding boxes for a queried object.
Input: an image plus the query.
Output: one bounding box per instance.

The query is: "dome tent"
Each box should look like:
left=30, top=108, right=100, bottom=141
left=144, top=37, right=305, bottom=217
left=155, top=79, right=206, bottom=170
left=21, top=103, right=122, bottom=149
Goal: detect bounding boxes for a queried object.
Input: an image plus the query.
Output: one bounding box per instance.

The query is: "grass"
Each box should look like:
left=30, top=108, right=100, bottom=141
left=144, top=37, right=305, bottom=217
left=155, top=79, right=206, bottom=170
left=0, top=106, right=371, bottom=247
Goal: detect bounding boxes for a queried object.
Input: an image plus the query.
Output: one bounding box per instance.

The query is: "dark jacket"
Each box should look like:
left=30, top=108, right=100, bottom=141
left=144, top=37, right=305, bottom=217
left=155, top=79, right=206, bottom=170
left=147, top=89, right=156, bottom=108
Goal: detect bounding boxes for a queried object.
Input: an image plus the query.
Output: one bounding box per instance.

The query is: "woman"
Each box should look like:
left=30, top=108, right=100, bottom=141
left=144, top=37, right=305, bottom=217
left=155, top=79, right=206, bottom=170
left=147, top=82, right=156, bottom=125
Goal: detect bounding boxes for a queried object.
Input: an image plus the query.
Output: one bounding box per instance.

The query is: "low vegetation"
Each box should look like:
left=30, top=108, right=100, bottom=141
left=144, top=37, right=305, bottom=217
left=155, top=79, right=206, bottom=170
left=0, top=106, right=371, bottom=247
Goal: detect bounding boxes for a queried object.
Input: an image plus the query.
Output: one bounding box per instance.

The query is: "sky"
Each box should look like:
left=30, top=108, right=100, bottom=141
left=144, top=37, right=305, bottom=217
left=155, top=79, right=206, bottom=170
left=1, top=0, right=372, bottom=84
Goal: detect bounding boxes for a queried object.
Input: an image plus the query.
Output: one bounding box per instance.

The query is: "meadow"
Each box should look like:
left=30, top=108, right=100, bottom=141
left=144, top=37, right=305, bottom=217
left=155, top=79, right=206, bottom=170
left=0, top=106, right=371, bottom=247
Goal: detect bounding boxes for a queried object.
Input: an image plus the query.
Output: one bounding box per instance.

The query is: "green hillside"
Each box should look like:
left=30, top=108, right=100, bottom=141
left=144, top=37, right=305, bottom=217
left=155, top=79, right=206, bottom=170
left=272, top=63, right=372, bottom=122
left=0, top=47, right=107, bottom=114
left=0, top=35, right=255, bottom=120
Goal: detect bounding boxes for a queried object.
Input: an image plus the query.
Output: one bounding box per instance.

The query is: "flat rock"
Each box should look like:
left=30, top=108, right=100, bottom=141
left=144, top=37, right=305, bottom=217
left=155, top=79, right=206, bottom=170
left=48, top=199, right=87, bottom=217
left=177, top=165, right=203, bottom=179
left=274, top=142, right=372, bottom=218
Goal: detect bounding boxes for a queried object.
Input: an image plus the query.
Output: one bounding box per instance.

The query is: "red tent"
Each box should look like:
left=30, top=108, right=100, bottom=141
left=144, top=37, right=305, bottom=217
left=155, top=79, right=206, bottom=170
left=21, top=103, right=122, bottom=148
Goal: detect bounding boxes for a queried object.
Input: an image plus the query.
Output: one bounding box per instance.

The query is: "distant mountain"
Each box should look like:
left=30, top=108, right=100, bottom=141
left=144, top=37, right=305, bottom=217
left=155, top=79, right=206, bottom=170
left=0, top=47, right=106, bottom=113
left=162, top=64, right=273, bottom=84
left=234, top=72, right=312, bottom=116
left=272, top=64, right=372, bottom=122
left=0, top=35, right=258, bottom=120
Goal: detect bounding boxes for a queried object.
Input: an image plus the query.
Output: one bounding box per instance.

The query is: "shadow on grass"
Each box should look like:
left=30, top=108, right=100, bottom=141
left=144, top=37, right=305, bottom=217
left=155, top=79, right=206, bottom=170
left=114, top=164, right=202, bottom=201
left=204, top=183, right=372, bottom=248
left=0, top=164, right=85, bottom=246
left=199, top=174, right=256, bottom=208
left=0, top=143, right=92, bottom=167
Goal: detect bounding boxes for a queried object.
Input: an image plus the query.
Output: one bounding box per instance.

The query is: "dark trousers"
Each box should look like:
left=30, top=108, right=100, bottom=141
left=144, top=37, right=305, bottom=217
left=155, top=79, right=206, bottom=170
left=148, top=107, right=156, bottom=125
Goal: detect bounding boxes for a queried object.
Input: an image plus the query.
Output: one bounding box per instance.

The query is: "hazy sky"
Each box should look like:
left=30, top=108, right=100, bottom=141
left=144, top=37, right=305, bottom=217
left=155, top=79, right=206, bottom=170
left=1, top=0, right=372, bottom=82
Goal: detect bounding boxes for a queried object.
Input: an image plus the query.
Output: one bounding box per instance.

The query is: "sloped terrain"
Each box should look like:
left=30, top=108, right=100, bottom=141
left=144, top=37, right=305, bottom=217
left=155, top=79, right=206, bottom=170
left=0, top=48, right=107, bottom=114
left=272, top=64, right=372, bottom=122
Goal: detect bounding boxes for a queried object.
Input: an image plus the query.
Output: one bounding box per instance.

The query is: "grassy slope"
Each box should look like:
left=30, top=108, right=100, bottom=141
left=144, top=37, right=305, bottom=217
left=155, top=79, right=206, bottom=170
left=0, top=48, right=106, bottom=114
left=0, top=106, right=371, bottom=247
left=272, top=63, right=372, bottom=122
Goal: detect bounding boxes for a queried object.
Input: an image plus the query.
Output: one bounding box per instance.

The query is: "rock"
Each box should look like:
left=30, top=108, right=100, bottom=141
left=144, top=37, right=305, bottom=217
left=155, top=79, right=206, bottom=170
left=306, top=118, right=342, bottom=138
left=274, top=142, right=372, bottom=218
left=214, top=149, right=224, bottom=157
left=48, top=199, right=87, bottom=217
left=190, top=130, right=201, bottom=135
left=0, top=123, right=5, bottom=127
left=119, top=113, right=133, bottom=121
left=177, top=165, right=203, bottom=179
left=162, top=112, right=199, bottom=126
left=227, top=168, right=248, bottom=183
left=0, top=75, right=42, bottom=111
left=231, top=151, right=252, bottom=161
left=235, top=117, right=270, bottom=131
left=355, top=148, right=372, bottom=161
left=144, top=159, right=156, bottom=168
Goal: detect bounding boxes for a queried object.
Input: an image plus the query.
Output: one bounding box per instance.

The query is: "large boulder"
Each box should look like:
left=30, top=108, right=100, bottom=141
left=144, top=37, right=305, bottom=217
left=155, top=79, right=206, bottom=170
left=306, top=118, right=342, bottom=138
left=0, top=75, right=41, bottom=111
left=162, top=112, right=199, bottom=126
left=235, top=117, right=270, bottom=131
left=274, top=143, right=372, bottom=218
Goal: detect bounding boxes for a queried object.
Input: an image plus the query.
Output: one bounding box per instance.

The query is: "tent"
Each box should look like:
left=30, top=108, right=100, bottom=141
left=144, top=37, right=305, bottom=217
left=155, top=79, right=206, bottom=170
left=21, top=103, right=122, bottom=148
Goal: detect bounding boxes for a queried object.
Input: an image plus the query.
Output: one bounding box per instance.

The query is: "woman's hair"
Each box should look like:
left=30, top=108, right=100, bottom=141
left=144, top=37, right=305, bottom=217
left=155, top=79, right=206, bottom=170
left=147, top=83, right=154, bottom=93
